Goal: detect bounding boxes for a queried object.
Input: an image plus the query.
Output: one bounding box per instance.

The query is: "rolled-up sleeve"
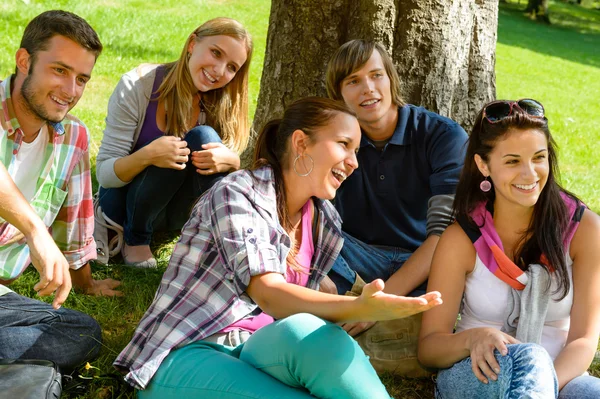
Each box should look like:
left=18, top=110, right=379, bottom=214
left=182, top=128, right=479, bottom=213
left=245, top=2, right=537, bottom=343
left=207, top=177, right=288, bottom=295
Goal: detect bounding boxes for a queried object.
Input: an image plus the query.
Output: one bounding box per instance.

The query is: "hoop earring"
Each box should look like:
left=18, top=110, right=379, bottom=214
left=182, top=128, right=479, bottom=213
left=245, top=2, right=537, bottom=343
left=480, top=176, right=492, bottom=192
left=187, top=52, right=191, bottom=60
left=293, top=154, right=314, bottom=177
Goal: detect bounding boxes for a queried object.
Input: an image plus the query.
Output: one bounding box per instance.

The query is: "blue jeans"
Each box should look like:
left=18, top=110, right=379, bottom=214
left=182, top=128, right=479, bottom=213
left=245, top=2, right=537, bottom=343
left=436, top=343, right=558, bottom=398
left=99, top=126, right=225, bottom=246
left=0, top=292, right=101, bottom=372
left=139, top=313, right=392, bottom=399
left=328, top=231, right=426, bottom=296
left=560, top=374, right=600, bottom=398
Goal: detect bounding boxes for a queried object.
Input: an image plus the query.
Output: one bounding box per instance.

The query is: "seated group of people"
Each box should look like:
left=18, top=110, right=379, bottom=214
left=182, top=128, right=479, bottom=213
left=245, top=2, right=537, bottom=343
left=1, top=10, right=599, bottom=399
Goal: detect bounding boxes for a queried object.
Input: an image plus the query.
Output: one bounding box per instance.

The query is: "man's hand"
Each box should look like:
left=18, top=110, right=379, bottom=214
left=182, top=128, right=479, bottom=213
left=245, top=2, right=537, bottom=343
left=318, top=275, right=338, bottom=294
left=26, top=226, right=72, bottom=309
left=191, top=143, right=240, bottom=174
left=70, top=263, right=123, bottom=297
left=339, top=321, right=376, bottom=337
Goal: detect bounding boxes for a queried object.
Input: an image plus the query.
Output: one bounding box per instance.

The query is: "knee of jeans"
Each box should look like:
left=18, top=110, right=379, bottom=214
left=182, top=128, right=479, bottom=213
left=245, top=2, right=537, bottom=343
left=185, top=125, right=222, bottom=151
left=84, top=315, right=102, bottom=358
left=507, top=342, right=550, bottom=360
left=502, top=342, right=553, bottom=370
left=68, top=311, right=102, bottom=354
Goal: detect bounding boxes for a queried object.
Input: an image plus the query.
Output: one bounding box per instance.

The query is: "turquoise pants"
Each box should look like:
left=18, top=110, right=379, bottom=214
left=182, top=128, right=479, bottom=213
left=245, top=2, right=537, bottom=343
left=138, top=313, right=392, bottom=399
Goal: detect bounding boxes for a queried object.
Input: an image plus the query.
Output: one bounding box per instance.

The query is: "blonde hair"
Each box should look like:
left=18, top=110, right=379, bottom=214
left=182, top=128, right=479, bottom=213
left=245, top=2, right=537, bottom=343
left=156, top=17, right=253, bottom=154
left=326, top=40, right=404, bottom=107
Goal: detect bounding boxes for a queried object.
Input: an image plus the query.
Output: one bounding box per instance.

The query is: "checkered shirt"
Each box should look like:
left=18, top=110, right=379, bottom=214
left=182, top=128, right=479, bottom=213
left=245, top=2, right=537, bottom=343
left=0, top=76, right=96, bottom=279
left=114, top=166, right=344, bottom=390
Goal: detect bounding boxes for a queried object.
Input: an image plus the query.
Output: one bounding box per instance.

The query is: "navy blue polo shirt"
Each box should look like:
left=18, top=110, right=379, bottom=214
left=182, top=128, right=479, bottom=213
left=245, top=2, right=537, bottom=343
left=334, top=105, right=468, bottom=251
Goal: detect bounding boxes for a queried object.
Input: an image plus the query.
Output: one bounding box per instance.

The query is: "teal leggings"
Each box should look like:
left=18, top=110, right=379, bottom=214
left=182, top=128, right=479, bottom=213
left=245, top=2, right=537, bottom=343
left=138, top=313, right=392, bottom=399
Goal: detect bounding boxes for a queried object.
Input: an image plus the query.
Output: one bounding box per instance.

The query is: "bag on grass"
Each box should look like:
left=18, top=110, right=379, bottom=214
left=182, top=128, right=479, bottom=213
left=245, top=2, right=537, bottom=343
left=0, top=359, right=62, bottom=399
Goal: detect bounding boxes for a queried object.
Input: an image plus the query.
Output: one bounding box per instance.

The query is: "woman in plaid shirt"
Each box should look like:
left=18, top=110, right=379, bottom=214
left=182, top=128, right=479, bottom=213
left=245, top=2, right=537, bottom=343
left=115, top=97, right=442, bottom=398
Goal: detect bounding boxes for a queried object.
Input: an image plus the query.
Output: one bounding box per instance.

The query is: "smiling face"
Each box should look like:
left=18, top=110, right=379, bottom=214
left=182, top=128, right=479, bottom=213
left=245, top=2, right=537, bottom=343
left=339, top=49, right=396, bottom=133
left=297, top=112, right=361, bottom=200
left=187, top=34, right=247, bottom=93
left=475, top=128, right=549, bottom=211
left=18, top=35, right=96, bottom=124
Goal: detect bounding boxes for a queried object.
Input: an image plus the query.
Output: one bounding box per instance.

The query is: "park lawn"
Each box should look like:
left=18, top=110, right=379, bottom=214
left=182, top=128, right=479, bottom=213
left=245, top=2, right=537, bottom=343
left=2, top=0, right=599, bottom=398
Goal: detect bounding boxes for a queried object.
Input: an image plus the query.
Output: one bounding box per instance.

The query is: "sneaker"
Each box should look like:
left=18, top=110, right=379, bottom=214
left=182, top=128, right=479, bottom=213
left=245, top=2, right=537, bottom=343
left=92, top=193, right=124, bottom=265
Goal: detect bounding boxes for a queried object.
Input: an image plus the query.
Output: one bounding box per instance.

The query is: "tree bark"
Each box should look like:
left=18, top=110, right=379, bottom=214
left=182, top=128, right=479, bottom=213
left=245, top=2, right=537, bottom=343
left=244, top=0, right=499, bottom=166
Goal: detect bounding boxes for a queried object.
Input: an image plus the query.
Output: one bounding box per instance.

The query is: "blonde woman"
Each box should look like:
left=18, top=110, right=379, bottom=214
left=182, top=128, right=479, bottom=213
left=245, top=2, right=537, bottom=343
left=95, top=18, right=252, bottom=267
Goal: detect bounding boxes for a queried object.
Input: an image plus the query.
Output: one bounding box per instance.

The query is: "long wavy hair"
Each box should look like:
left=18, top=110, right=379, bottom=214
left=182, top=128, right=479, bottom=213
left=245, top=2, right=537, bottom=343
left=453, top=104, right=580, bottom=299
left=156, top=17, right=253, bottom=154
left=252, top=97, right=355, bottom=270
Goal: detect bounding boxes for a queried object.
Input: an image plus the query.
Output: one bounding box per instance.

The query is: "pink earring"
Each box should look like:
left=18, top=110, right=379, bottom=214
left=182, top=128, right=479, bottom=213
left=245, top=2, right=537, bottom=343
left=480, top=177, right=492, bottom=192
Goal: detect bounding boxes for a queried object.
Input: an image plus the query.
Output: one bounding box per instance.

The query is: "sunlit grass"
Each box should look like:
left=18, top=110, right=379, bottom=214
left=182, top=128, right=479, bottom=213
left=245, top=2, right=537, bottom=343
left=1, top=0, right=598, bottom=397
left=498, top=0, right=600, bottom=211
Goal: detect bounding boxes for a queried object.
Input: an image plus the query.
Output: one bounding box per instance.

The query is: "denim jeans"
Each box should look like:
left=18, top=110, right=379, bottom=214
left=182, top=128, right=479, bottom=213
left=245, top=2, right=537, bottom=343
left=435, top=343, right=558, bottom=398
left=139, top=313, right=392, bottom=399
left=0, top=292, right=102, bottom=372
left=99, top=126, right=225, bottom=246
left=560, top=374, right=600, bottom=398
left=328, top=231, right=427, bottom=296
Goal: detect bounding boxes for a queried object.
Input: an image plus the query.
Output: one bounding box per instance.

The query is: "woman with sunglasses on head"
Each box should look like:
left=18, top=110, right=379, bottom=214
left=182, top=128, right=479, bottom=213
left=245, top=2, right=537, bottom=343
left=418, top=99, right=600, bottom=398
left=95, top=18, right=252, bottom=267
left=114, top=97, right=442, bottom=398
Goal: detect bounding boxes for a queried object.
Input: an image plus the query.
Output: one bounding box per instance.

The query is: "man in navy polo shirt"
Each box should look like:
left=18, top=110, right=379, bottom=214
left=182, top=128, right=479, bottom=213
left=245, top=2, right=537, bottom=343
left=325, top=40, right=468, bottom=337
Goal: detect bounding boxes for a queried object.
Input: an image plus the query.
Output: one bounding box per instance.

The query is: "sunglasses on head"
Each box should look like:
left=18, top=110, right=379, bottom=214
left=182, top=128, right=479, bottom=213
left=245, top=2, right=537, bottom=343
left=482, top=99, right=545, bottom=124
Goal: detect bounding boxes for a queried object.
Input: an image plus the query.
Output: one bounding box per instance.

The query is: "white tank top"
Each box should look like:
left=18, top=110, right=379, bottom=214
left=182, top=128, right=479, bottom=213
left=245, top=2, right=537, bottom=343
left=455, top=253, right=574, bottom=360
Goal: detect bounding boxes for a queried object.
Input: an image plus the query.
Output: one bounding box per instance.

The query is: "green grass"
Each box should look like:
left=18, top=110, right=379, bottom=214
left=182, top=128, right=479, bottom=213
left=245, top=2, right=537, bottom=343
left=2, top=1, right=599, bottom=398
left=497, top=0, right=600, bottom=211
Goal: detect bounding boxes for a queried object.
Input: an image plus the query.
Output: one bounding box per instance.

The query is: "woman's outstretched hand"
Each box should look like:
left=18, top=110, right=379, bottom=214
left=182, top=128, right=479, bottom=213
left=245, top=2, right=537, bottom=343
left=355, top=279, right=442, bottom=322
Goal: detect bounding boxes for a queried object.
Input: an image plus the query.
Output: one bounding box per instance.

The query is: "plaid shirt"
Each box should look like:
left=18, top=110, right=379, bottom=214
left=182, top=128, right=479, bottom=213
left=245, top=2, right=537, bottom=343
left=114, top=166, right=344, bottom=390
left=0, top=76, right=96, bottom=279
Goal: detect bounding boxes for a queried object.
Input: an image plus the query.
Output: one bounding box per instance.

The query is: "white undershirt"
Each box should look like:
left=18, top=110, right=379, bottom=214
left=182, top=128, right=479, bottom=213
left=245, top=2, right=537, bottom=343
left=11, top=128, right=48, bottom=202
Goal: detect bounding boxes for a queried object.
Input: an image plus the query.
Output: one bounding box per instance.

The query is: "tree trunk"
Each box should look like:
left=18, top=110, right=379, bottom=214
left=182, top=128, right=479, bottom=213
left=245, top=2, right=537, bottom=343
left=244, top=0, right=499, bottom=166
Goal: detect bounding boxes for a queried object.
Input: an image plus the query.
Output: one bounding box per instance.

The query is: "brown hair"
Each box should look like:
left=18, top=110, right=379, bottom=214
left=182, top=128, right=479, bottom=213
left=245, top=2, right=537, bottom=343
left=253, top=97, right=355, bottom=269
left=326, top=39, right=404, bottom=106
left=156, top=17, right=252, bottom=154
left=453, top=103, right=580, bottom=299
left=17, top=10, right=102, bottom=74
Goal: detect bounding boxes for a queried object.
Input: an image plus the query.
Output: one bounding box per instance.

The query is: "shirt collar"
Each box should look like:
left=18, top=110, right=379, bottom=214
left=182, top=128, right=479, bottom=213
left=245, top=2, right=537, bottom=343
left=1, top=76, right=65, bottom=137
left=359, top=105, right=412, bottom=148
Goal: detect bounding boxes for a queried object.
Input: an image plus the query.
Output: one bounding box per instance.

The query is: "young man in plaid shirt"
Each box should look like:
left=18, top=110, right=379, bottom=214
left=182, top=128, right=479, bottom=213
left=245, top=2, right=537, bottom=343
left=0, top=10, right=120, bottom=371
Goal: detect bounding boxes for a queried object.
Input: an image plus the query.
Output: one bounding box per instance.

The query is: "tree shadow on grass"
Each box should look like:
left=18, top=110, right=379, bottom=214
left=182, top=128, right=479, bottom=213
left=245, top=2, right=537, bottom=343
left=498, top=2, right=600, bottom=69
